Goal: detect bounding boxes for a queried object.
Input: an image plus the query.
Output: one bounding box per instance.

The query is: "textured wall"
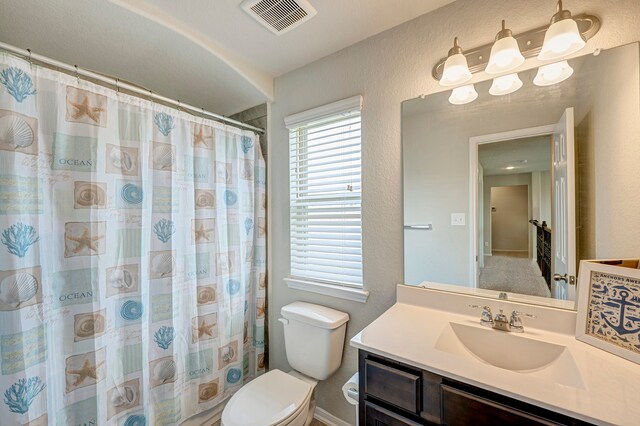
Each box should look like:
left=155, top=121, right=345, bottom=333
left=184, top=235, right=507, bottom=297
left=268, top=1, right=640, bottom=423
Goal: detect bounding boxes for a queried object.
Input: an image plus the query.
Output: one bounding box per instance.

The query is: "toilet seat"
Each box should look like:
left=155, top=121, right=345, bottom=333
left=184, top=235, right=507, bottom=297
left=222, top=369, right=313, bottom=426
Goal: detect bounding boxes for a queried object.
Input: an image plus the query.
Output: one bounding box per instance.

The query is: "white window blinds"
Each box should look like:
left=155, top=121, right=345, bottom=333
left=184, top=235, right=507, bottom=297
left=287, top=96, right=363, bottom=287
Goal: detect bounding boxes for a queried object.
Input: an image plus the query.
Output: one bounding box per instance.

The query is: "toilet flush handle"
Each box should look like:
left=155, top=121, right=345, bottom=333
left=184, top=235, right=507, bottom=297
left=278, top=318, right=289, bottom=325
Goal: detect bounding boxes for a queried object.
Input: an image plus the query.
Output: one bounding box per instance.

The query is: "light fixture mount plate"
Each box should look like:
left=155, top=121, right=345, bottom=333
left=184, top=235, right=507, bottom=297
left=432, top=14, right=600, bottom=81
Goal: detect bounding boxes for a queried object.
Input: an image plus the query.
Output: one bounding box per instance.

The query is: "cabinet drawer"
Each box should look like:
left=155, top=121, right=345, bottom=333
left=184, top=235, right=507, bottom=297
left=364, top=359, right=421, bottom=413
left=365, top=401, right=422, bottom=426
left=441, top=385, right=560, bottom=426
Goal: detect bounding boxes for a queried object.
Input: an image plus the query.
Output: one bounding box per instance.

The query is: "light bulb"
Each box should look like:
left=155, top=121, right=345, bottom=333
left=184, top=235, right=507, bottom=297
left=534, top=61, right=574, bottom=86
left=538, top=1, right=586, bottom=61
left=486, top=21, right=525, bottom=75
left=440, top=37, right=472, bottom=87
left=449, top=84, right=478, bottom=105
left=489, top=73, right=523, bottom=96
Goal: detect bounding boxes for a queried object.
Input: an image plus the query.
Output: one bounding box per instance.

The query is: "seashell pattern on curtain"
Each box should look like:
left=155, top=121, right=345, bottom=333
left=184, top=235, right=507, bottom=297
left=0, top=52, right=266, bottom=425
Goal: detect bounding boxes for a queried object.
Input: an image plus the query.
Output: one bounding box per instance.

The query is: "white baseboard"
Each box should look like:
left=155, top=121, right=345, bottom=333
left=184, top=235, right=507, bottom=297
left=314, top=407, right=353, bottom=426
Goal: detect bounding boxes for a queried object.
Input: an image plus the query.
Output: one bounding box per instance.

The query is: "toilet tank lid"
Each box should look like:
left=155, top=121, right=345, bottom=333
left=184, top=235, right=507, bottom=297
left=281, top=302, right=349, bottom=329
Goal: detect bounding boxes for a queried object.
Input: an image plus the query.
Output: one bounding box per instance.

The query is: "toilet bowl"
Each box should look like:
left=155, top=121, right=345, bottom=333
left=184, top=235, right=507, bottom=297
left=222, top=302, right=349, bottom=426
left=221, top=369, right=316, bottom=426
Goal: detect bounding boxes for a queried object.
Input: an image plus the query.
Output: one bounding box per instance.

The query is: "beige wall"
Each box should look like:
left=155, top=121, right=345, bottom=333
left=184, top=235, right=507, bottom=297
left=576, top=42, right=640, bottom=260
left=491, top=185, right=529, bottom=252
left=483, top=173, right=532, bottom=254
left=268, top=1, right=640, bottom=423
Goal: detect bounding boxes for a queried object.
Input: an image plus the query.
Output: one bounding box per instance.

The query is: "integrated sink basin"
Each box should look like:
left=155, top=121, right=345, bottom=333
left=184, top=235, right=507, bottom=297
left=435, top=322, right=585, bottom=388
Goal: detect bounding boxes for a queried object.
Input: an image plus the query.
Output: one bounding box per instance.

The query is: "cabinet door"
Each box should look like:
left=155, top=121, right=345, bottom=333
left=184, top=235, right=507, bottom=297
left=365, top=401, right=423, bottom=426
left=441, top=385, right=561, bottom=426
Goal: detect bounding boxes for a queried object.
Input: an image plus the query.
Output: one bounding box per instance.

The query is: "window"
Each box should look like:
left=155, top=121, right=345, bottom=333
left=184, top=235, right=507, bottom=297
left=286, top=96, right=363, bottom=289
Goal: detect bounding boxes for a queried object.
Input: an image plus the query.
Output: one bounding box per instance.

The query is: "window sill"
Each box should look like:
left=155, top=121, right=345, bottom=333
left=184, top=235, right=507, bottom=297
left=284, top=277, right=369, bottom=303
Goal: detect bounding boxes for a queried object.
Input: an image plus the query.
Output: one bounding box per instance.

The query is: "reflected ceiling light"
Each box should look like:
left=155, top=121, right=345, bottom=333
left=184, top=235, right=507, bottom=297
left=486, top=20, right=525, bottom=75
left=449, top=84, right=478, bottom=105
left=440, top=37, right=472, bottom=87
left=538, top=0, right=586, bottom=61
left=534, top=60, right=574, bottom=86
left=489, top=73, right=523, bottom=96
left=505, top=166, right=516, bottom=170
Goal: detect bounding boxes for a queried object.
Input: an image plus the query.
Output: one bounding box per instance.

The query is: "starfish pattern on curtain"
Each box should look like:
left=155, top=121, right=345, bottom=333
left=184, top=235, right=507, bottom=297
left=0, top=53, right=266, bottom=426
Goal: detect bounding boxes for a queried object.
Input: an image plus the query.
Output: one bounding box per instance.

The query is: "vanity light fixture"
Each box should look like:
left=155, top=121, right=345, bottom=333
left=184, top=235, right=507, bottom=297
left=434, top=1, right=599, bottom=105
left=489, top=73, right=523, bottom=96
left=439, top=37, right=472, bottom=87
left=431, top=4, right=599, bottom=84
left=538, top=0, right=586, bottom=61
left=485, top=20, right=525, bottom=75
left=533, top=60, right=574, bottom=86
left=448, top=84, right=478, bottom=105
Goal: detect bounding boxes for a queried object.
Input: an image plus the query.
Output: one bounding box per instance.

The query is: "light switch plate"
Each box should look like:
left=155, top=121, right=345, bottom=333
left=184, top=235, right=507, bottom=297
left=451, top=213, right=465, bottom=226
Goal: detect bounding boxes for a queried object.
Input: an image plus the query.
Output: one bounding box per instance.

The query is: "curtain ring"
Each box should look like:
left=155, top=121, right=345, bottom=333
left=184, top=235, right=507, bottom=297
left=115, top=78, right=120, bottom=93
left=26, top=48, right=32, bottom=67
left=74, top=65, right=80, bottom=84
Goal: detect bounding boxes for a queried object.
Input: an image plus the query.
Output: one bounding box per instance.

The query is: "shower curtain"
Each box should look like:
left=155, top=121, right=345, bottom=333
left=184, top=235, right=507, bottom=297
left=0, top=52, right=266, bottom=425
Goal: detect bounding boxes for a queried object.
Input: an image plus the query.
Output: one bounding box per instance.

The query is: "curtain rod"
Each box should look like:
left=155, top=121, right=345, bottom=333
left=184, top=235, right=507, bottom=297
left=0, top=41, right=265, bottom=134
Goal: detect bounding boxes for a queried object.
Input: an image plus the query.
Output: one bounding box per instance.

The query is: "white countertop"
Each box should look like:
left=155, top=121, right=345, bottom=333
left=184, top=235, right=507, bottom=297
left=350, top=285, right=640, bottom=426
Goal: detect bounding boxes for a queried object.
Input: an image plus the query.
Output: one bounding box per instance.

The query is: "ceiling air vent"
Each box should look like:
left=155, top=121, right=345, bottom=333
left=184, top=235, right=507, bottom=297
left=241, top=0, right=317, bottom=35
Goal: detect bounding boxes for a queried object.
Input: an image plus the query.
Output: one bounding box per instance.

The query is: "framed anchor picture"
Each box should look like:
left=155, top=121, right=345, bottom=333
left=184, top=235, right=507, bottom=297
left=576, top=259, right=640, bottom=364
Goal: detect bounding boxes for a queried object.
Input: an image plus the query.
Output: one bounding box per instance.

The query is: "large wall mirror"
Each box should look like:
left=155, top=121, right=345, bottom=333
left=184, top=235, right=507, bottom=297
left=402, top=42, right=640, bottom=309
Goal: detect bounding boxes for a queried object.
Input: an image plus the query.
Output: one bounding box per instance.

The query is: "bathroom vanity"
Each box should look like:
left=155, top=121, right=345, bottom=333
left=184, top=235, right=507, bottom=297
left=358, top=350, right=587, bottom=425
left=351, top=285, right=640, bottom=425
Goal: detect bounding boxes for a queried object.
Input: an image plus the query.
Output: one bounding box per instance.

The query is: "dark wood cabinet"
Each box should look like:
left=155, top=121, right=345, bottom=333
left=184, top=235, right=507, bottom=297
left=358, top=350, right=592, bottom=426
left=441, top=385, right=560, bottom=426
left=364, top=358, right=422, bottom=413
left=365, top=401, right=423, bottom=426
left=532, top=220, right=552, bottom=289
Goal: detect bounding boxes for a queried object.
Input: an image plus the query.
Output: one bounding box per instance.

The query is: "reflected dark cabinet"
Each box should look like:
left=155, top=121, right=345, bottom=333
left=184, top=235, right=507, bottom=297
left=531, top=220, right=552, bottom=289
left=358, top=350, right=591, bottom=426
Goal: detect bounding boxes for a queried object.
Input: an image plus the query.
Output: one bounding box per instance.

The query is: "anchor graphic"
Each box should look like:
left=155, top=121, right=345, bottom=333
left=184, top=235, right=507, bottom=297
left=601, top=289, right=640, bottom=335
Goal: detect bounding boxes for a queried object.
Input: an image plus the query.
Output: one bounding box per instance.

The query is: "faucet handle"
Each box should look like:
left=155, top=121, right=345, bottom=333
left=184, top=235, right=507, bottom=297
left=509, top=311, right=536, bottom=332
left=511, top=311, right=537, bottom=319
left=469, top=305, right=493, bottom=326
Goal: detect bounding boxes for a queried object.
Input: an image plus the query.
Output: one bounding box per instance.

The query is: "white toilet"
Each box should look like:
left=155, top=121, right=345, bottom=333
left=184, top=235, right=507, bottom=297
left=221, top=301, right=349, bottom=426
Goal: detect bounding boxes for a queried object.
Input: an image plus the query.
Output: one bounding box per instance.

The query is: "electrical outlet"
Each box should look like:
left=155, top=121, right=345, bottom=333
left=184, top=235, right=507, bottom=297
left=451, top=213, right=465, bottom=226
left=485, top=241, right=489, bottom=247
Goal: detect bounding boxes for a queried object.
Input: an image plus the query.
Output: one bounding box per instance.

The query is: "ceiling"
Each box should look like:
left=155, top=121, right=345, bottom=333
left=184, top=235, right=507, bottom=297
left=0, top=0, right=454, bottom=116
left=479, top=136, right=552, bottom=176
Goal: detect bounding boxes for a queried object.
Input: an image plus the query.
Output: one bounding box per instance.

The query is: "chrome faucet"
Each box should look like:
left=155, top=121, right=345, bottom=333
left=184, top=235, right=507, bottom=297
left=508, top=311, right=537, bottom=333
left=469, top=305, right=494, bottom=327
left=469, top=305, right=536, bottom=332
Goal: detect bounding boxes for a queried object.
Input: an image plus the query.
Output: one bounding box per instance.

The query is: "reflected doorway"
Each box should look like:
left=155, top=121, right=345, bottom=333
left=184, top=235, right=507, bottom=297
left=475, top=133, right=554, bottom=297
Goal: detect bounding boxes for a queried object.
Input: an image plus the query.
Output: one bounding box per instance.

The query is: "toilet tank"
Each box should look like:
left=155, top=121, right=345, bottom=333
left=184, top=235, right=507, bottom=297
left=280, top=302, right=349, bottom=380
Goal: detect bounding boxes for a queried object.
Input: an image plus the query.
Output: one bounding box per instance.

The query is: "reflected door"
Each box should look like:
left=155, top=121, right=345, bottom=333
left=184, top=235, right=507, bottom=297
left=552, top=108, right=576, bottom=300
